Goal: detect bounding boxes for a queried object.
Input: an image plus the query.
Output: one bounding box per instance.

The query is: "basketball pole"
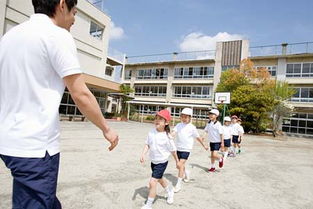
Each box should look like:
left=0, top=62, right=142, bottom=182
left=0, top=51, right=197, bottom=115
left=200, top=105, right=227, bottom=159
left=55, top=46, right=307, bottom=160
left=221, top=100, right=226, bottom=124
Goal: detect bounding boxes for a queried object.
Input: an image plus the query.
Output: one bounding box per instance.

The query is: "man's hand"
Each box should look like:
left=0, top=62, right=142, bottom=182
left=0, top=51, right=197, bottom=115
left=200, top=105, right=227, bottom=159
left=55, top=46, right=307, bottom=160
left=204, top=145, right=209, bottom=151
left=140, top=155, right=145, bottom=163
left=103, top=129, right=119, bottom=151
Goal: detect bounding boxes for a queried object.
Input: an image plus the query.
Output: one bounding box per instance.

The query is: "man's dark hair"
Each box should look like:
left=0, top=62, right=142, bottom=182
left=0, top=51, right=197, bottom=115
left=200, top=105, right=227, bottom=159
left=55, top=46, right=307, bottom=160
left=32, top=0, right=77, bottom=17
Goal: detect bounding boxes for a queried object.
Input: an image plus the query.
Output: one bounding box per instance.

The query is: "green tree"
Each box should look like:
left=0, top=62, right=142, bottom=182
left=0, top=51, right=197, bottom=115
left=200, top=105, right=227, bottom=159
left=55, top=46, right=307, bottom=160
left=119, top=84, right=134, bottom=117
left=271, top=81, right=295, bottom=136
left=216, top=59, right=278, bottom=133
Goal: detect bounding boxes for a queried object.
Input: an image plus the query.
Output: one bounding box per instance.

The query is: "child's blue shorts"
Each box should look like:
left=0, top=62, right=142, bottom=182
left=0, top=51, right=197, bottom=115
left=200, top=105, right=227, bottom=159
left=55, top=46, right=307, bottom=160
left=177, top=151, right=190, bottom=160
left=151, top=161, right=168, bottom=179
left=224, top=139, right=231, bottom=147
left=210, top=142, right=221, bottom=151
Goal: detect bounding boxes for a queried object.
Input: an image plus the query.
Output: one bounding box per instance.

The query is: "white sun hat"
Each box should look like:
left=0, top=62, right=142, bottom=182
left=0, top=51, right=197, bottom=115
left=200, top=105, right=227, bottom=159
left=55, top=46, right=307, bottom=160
left=224, top=116, right=231, bottom=122
left=209, top=109, right=220, bottom=116
left=181, top=108, right=193, bottom=116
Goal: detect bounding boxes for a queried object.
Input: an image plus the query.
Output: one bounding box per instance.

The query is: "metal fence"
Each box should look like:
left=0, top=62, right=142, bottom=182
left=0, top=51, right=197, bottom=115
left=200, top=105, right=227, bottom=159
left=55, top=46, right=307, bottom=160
left=126, top=50, right=216, bottom=64
left=250, top=42, right=313, bottom=57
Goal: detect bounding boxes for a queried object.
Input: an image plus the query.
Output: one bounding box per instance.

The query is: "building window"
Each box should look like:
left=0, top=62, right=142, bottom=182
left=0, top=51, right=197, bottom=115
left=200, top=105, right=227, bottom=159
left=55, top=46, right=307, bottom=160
left=174, top=66, right=214, bottom=79
left=90, top=21, right=104, bottom=39
left=171, top=107, right=209, bottom=119
left=134, top=85, right=167, bottom=97
left=105, top=65, right=114, bottom=76
left=124, top=70, right=131, bottom=80
left=282, top=113, right=313, bottom=135
left=173, top=86, right=212, bottom=98
left=290, top=87, right=313, bottom=102
left=136, top=68, right=168, bottom=79
left=255, top=66, right=277, bottom=76
left=59, top=89, right=106, bottom=116
left=286, top=63, right=313, bottom=77
left=135, top=105, right=166, bottom=114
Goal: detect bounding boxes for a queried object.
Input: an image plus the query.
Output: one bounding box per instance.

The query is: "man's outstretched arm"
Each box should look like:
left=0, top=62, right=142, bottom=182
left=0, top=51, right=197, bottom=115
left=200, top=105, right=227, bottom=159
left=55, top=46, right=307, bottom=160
left=63, top=73, right=119, bottom=151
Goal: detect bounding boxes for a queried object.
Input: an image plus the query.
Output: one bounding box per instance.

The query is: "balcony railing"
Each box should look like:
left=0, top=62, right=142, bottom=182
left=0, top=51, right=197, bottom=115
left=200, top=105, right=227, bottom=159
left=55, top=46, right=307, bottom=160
left=249, top=42, right=313, bottom=57
left=126, top=50, right=216, bottom=64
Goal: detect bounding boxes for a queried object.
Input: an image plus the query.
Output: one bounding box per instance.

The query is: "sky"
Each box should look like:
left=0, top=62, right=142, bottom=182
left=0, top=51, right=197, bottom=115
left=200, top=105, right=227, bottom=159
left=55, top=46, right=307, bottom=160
left=100, top=0, right=313, bottom=57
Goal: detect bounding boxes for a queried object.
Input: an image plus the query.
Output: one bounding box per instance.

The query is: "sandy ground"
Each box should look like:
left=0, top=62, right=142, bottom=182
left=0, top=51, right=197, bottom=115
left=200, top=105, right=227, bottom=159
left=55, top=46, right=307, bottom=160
left=1, top=121, right=313, bottom=209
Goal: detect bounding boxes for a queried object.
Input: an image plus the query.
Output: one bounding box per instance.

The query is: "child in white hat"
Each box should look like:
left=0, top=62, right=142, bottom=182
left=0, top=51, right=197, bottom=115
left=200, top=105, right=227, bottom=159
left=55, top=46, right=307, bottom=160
left=204, top=109, right=224, bottom=172
left=222, top=116, right=232, bottom=160
left=171, top=108, right=207, bottom=193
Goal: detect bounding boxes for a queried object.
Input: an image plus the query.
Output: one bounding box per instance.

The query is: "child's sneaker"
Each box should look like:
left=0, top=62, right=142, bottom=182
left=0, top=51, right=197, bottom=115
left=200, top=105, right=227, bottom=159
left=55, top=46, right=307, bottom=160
left=219, top=158, right=224, bottom=168
left=183, top=170, right=190, bottom=182
left=173, top=184, right=181, bottom=193
left=141, top=204, right=152, bottom=209
left=167, top=190, right=174, bottom=204
left=208, top=167, right=216, bottom=172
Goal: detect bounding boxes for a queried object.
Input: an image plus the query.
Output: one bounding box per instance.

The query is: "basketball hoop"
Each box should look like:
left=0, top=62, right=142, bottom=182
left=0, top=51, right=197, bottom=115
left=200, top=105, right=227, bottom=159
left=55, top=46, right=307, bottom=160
left=215, top=92, right=231, bottom=124
left=215, top=92, right=230, bottom=104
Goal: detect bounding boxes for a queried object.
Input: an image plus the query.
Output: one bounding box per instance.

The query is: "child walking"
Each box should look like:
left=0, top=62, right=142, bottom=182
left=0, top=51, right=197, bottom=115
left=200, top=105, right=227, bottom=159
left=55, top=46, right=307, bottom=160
left=172, top=108, right=208, bottom=193
left=237, top=118, right=245, bottom=154
left=140, top=109, right=180, bottom=209
left=222, top=116, right=232, bottom=160
left=230, top=115, right=243, bottom=155
left=204, top=109, right=224, bottom=172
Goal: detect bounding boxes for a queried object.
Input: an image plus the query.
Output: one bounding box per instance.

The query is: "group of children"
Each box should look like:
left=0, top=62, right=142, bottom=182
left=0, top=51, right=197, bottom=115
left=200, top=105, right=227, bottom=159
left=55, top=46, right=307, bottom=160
left=140, top=108, right=244, bottom=209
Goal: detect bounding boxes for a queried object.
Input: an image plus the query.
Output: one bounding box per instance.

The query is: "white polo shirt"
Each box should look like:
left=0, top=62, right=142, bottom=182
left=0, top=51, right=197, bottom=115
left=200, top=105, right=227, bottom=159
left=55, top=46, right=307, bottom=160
left=173, top=122, right=200, bottom=152
left=0, top=14, right=82, bottom=158
left=204, top=121, right=223, bottom=143
left=222, top=125, right=232, bottom=140
left=230, top=123, right=242, bottom=136
left=145, top=129, right=177, bottom=164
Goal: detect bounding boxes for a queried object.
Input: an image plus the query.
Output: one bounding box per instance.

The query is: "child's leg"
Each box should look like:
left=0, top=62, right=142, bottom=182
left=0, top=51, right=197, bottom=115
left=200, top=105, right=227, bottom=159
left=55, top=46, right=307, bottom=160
left=148, top=178, right=158, bottom=199
left=143, top=178, right=158, bottom=208
left=178, top=159, right=186, bottom=178
left=175, top=159, right=186, bottom=192
left=158, top=177, right=168, bottom=188
left=223, top=147, right=228, bottom=160
left=158, top=178, right=174, bottom=204
left=210, top=151, right=216, bottom=168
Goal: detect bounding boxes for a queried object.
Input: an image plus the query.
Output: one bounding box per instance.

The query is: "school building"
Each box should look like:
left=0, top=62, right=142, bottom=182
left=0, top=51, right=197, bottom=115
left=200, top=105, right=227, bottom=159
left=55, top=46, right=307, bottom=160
left=0, top=0, right=125, bottom=119
left=123, top=40, right=313, bottom=137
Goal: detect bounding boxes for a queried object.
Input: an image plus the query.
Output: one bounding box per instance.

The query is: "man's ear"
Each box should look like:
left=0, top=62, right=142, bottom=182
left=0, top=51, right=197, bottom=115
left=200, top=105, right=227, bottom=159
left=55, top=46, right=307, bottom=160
left=58, top=0, right=66, bottom=13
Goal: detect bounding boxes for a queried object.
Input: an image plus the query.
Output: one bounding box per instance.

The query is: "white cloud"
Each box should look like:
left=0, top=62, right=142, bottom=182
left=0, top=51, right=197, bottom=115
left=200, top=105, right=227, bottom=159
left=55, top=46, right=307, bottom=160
left=179, top=32, right=245, bottom=52
left=109, top=22, right=125, bottom=40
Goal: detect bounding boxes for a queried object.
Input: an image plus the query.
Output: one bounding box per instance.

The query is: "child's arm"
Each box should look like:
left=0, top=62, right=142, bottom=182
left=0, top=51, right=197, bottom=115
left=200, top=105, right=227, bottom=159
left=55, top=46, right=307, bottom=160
left=220, top=134, right=224, bottom=148
left=170, top=130, right=177, bottom=139
left=140, top=144, right=149, bottom=163
left=171, top=151, right=181, bottom=169
left=196, top=137, right=208, bottom=150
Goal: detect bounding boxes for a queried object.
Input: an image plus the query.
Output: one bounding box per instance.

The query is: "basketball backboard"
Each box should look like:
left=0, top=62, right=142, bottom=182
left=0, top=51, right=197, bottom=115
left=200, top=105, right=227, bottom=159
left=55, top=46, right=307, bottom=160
left=215, top=92, right=231, bottom=104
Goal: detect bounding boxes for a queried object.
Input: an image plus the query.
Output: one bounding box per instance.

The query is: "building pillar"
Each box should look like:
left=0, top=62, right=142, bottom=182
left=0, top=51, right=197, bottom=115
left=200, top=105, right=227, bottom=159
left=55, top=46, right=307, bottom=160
left=104, top=93, right=108, bottom=112
left=166, top=64, right=174, bottom=103
left=213, top=42, right=223, bottom=102
left=241, top=40, right=250, bottom=60
left=277, top=58, right=287, bottom=81
left=0, top=0, right=7, bottom=37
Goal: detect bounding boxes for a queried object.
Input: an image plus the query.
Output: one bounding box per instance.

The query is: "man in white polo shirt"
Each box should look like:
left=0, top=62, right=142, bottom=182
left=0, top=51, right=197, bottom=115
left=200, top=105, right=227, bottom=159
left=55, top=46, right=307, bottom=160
left=0, top=0, right=119, bottom=208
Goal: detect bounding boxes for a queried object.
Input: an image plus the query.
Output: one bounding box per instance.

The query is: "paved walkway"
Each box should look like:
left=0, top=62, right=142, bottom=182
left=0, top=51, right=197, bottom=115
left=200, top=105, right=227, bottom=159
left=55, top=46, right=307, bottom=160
left=1, top=121, right=313, bottom=209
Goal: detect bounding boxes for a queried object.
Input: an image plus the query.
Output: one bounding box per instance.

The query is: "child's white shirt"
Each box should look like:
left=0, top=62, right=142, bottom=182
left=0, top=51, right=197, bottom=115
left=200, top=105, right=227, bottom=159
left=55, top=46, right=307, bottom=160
left=223, top=125, right=232, bottom=140
left=239, top=125, right=245, bottom=135
left=145, top=128, right=177, bottom=164
left=204, top=121, right=223, bottom=143
left=173, top=122, right=200, bottom=152
left=230, top=123, right=242, bottom=136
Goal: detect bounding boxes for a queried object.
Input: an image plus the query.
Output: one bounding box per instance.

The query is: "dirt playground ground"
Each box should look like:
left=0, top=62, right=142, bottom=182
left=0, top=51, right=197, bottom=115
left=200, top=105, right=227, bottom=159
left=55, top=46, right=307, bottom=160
left=1, top=121, right=313, bottom=209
